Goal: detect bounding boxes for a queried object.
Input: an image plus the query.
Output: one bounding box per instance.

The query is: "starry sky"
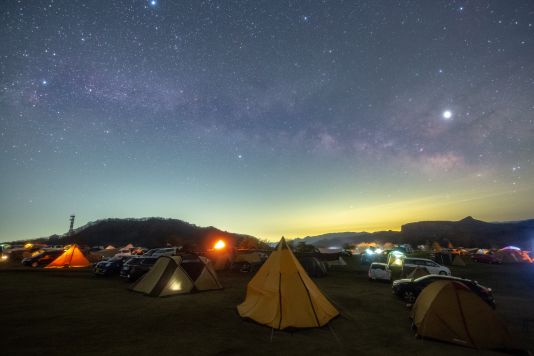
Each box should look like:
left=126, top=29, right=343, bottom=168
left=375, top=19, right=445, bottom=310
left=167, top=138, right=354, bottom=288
left=1, top=0, right=534, bottom=243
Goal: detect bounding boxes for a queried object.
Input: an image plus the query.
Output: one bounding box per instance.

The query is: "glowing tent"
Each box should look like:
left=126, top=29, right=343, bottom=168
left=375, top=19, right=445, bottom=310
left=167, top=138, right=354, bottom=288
left=45, top=244, right=91, bottom=268
left=131, top=254, right=222, bottom=297
left=411, top=280, right=516, bottom=350
left=237, top=237, right=339, bottom=329
left=105, top=245, right=115, bottom=250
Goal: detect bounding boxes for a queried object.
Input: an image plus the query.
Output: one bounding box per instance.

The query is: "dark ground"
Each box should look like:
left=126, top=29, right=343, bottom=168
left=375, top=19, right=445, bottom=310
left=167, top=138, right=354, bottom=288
left=0, top=258, right=533, bottom=356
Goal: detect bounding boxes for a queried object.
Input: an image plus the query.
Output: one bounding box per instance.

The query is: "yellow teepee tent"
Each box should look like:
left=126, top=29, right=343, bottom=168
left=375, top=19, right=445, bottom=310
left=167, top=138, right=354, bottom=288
left=45, top=244, right=90, bottom=268
left=237, top=237, right=339, bottom=329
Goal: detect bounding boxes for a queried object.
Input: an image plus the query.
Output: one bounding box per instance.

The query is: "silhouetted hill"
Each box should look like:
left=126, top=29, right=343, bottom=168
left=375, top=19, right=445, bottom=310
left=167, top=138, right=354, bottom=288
left=27, top=218, right=264, bottom=250
left=293, top=230, right=403, bottom=247
left=401, top=217, right=534, bottom=249
left=295, top=217, right=534, bottom=249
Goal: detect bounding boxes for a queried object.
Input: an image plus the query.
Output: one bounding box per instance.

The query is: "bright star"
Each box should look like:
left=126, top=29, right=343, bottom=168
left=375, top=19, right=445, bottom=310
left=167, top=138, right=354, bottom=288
left=442, top=110, right=453, bottom=120
left=41, top=80, right=48, bottom=85
left=237, top=154, right=243, bottom=159
left=150, top=0, right=156, bottom=5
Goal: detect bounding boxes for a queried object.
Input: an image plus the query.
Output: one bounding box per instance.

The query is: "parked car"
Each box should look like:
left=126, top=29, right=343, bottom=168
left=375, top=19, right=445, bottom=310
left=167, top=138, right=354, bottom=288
left=151, top=247, right=180, bottom=257
left=472, top=253, right=502, bottom=264
left=392, top=275, right=495, bottom=308
left=21, top=249, right=64, bottom=267
left=94, top=256, right=130, bottom=276
left=125, top=257, right=159, bottom=281
left=368, top=262, right=392, bottom=281
left=403, top=258, right=450, bottom=275
left=142, top=248, right=160, bottom=256
left=119, top=256, right=144, bottom=279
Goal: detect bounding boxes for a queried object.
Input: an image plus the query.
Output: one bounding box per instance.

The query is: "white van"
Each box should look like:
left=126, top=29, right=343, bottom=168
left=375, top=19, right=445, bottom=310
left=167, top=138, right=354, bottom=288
left=403, top=258, right=450, bottom=275
left=368, top=262, right=392, bottom=281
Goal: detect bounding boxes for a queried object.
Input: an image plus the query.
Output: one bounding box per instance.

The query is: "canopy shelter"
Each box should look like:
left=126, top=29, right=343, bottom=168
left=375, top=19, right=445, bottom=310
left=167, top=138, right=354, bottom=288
left=237, top=237, right=339, bottom=329
left=131, top=254, right=222, bottom=297
left=411, top=280, right=517, bottom=350
left=45, top=244, right=91, bottom=268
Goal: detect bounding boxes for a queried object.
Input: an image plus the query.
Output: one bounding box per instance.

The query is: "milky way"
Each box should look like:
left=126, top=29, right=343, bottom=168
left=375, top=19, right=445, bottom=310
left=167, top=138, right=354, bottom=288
left=1, top=1, right=533, bottom=241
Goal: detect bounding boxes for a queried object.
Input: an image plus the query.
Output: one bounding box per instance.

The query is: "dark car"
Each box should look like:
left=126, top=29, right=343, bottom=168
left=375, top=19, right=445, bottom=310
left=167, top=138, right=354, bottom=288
left=125, top=257, right=158, bottom=281
left=119, top=256, right=144, bottom=279
left=21, top=249, right=64, bottom=267
left=472, top=253, right=502, bottom=264
left=94, top=256, right=130, bottom=276
left=392, top=275, right=495, bottom=308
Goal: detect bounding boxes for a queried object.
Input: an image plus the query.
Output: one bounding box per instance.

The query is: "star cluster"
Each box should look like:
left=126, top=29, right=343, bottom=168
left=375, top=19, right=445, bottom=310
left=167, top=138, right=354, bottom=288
left=1, top=1, right=533, bottom=241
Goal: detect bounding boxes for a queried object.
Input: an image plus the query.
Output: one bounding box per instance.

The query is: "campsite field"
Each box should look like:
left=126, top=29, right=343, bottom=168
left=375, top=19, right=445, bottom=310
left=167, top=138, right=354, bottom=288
left=1, top=259, right=533, bottom=356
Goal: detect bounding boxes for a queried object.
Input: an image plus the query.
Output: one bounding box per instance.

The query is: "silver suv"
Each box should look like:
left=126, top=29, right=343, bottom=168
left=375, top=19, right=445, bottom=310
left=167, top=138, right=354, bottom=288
left=403, top=257, right=450, bottom=275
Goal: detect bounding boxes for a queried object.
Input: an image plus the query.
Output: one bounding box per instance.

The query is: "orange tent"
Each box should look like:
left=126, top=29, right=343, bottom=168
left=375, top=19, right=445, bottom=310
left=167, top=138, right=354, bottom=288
left=45, top=244, right=90, bottom=268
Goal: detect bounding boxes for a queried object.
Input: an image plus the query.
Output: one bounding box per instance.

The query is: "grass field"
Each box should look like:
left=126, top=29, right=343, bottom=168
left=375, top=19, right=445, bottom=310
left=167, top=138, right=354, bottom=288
left=1, top=259, right=533, bottom=356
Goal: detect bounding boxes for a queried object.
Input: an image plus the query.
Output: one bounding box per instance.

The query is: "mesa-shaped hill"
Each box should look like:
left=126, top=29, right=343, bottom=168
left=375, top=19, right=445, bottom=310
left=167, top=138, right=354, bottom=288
left=31, top=218, right=264, bottom=250
left=400, top=216, right=534, bottom=248
left=294, top=217, right=534, bottom=249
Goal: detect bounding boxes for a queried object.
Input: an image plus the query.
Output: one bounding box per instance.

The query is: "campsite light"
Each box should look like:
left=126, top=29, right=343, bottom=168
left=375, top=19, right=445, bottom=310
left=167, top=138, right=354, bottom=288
left=1, top=255, right=8, bottom=261
left=214, top=240, right=226, bottom=250
left=365, top=248, right=375, bottom=255
left=24, top=243, right=33, bottom=249
left=375, top=248, right=383, bottom=254
left=393, top=258, right=403, bottom=266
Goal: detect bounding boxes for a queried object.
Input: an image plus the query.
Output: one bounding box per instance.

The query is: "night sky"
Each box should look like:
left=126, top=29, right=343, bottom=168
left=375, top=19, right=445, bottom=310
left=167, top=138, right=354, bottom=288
left=1, top=1, right=533, bottom=242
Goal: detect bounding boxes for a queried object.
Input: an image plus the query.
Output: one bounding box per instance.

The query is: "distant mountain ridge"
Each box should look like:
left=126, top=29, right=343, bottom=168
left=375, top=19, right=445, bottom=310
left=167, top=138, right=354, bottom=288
left=23, top=217, right=264, bottom=250
left=295, top=217, right=534, bottom=249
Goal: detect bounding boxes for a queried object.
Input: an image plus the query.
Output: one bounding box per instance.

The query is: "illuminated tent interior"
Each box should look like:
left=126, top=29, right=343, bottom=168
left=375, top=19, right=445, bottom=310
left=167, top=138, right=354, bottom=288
left=131, top=254, right=222, bottom=297
left=411, top=280, right=517, bottom=350
left=237, top=237, right=339, bottom=329
left=45, top=244, right=90, bottom=268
